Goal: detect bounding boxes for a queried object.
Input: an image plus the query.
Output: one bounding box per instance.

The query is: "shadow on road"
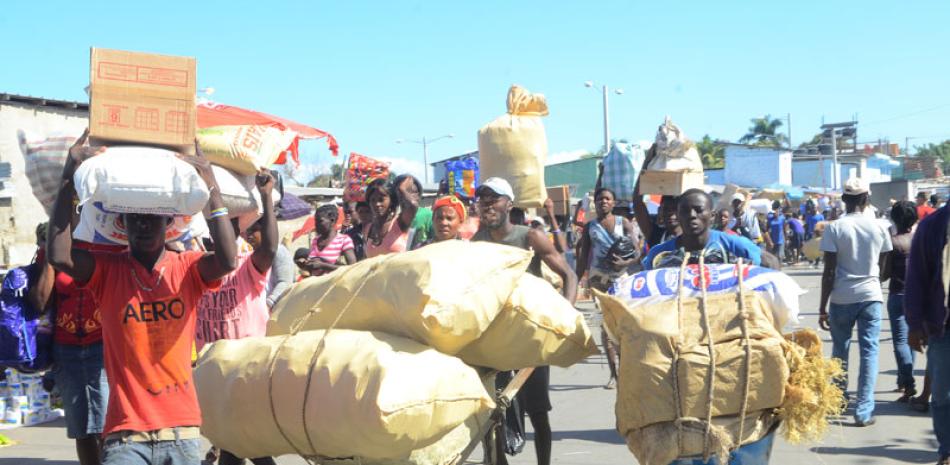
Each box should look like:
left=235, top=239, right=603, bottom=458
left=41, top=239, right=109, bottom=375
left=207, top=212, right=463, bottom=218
left=539, top=428, right=626, bottom=445
left=550, top=384, right=597, bottom=392
left=810, top=444, right=933, bottom=463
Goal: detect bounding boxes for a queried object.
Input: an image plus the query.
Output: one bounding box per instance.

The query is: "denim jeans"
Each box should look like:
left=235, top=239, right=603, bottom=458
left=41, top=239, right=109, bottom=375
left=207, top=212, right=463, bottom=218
left=929, top=332, right=950, bottom=458
left=886, top=293, right=916, bottom=391
left=828, top=301, right=882, bottom=422
left=668, top=431, right=775, bottom=465
left=102, top=435, right=201, bottom=465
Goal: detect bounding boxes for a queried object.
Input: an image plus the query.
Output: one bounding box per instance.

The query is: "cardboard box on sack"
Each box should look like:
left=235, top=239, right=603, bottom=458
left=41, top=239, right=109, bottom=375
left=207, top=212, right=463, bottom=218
left=89, top=48, right=196, bottom=149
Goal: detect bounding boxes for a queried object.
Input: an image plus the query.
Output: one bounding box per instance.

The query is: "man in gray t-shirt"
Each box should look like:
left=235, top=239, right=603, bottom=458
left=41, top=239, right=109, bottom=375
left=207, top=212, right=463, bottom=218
left=818, top=178, right=892, bottom=427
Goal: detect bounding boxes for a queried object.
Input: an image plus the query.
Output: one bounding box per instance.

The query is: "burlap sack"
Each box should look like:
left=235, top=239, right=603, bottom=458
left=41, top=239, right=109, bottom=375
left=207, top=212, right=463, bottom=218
left=194, top=330, right=494, bottom=460
left=267, top=240, right=532, bottom=355
left=457, top=273, right=599, bottom=370
left=477, top=85, right=548, bottom=208
left=597, top=286, right=790, bottom=464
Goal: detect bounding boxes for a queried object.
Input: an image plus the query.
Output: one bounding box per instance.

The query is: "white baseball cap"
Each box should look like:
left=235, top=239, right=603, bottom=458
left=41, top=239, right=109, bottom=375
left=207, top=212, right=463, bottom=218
left=477, top=177, right=515, bottom=201
left=843, top=177, right=870, bottom=196
left=731, top=192, right=745, bottom=203
left=530, top=216, right=546, bottom=227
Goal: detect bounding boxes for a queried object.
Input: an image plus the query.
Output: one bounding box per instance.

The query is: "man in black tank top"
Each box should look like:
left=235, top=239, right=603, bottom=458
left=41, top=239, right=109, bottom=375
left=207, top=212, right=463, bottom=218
left=473, top=178, right=577, bottom=465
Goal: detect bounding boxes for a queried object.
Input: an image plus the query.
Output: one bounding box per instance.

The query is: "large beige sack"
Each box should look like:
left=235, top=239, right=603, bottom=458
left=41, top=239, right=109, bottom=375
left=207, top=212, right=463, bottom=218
left=596, top=288, right=790, bottom=464
left=478, top=85, right=548, bottom=208
left=198, top=125, right=297, bottom=176
left=267, top=240, right=533, bottom=354
left=458, top=273, right=599, bottom=370
left=195, top=330, right=494, bottom=460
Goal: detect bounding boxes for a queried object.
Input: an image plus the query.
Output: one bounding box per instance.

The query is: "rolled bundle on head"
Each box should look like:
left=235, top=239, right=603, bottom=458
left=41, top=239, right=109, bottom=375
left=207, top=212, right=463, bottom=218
left=194, top=329, right=494, bottom=460
left=74, top=146, right=210, bottom=216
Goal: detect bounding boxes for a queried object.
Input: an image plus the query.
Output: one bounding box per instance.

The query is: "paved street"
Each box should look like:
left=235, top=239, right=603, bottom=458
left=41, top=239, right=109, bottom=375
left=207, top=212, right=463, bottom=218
left=0, top=266, right=939, bottom=464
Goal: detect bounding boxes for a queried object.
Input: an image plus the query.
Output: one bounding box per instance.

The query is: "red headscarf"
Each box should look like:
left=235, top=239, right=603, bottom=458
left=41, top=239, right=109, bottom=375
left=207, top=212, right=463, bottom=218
left=433, top=195, right=467, bottom=223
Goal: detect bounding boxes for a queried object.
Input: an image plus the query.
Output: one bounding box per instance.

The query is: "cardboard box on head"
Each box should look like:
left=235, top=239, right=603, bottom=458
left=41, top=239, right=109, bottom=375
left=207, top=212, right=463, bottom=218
left=89, top=48, right=196, bottom=151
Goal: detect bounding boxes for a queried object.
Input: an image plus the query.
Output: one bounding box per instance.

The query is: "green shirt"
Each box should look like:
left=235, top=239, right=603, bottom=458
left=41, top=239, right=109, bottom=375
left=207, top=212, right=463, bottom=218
left=409, top=207, right=433, bottom=249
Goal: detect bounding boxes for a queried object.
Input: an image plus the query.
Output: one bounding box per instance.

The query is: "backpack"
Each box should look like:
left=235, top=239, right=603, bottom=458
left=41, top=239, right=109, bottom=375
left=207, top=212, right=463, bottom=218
left=0, top=265, right=54, bottom=372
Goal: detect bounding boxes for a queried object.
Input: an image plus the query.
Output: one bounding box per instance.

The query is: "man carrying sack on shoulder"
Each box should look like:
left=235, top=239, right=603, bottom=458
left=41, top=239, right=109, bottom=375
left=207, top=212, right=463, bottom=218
left=47, top=131, right=238, bottom=465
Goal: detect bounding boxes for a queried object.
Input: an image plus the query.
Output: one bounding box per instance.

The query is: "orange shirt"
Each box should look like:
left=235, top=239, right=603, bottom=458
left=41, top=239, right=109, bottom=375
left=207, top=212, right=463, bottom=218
left=83, top=250, right=218, bottom=435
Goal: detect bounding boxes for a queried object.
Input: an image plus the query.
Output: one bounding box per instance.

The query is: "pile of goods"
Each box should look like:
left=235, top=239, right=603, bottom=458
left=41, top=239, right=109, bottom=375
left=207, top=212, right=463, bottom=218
left=0, top=370, right=60, bottom=428
left=343, top=152, right=391, bottom=202
left=478, top=85, right=549, bottom=208
left=445, top=156, right=479, bottom=199
left=638, top=117, right=705, bottom=196
left=17, top=48, right=290, bottom=248
left=596, top=259, right=843, bottom=465
left=194, top=240, right=599, bottom=463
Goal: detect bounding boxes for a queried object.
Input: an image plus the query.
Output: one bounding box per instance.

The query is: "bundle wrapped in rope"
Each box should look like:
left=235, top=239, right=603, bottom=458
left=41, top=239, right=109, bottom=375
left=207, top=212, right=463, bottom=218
left=596, top=256, right=843, bottom=465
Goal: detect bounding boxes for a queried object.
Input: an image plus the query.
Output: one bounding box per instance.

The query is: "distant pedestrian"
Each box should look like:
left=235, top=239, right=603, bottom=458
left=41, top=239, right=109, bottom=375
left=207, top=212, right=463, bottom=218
left=804, top=204, right=825, bottom=241
left=787, top=212, right=805, bottom=263
left=880, top=201, right=919, bottom=402
left=818, top=178, right=892, bottom=427
left=766, top=201, right=786, bottom=261
left=917, top=191, right=936, bottom=219
left=906, top=193, right=950, bottom=465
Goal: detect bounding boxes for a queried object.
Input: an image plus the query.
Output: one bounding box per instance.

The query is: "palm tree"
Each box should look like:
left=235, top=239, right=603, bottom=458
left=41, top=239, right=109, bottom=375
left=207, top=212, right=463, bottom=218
left=739, top=115, right=788, bottom=148
left=696, top=134, right=725, bottom=169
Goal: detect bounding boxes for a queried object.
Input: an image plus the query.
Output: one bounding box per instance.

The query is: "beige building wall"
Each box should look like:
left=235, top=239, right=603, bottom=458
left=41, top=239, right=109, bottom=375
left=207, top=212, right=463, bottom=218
left=0, top=101, right=88, bottom=267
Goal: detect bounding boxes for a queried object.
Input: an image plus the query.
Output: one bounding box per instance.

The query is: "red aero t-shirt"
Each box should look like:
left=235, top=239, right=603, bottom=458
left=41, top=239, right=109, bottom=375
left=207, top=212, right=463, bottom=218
left=82, top=250, right=219, bottom=434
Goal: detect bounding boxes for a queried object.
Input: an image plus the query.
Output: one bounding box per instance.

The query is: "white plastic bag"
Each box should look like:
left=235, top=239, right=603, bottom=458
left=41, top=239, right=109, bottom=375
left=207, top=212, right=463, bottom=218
left=74, top=146, right=210, bottom=216
left=646, top=117, right=703, bottom=172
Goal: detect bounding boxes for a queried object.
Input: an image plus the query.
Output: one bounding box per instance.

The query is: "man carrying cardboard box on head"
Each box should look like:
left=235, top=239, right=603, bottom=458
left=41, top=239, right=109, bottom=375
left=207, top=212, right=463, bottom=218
left=48, top=131, right=238, bottom=465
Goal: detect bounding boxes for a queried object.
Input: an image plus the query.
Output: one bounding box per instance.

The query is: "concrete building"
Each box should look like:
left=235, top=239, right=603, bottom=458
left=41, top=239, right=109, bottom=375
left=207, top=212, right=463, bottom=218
left=0, top=93, right=88, bottom=267
left=723, top=145, right=793, bottom=188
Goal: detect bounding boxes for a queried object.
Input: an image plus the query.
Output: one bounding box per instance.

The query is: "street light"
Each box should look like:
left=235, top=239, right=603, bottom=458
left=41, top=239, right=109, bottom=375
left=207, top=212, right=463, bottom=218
left=585, top=81, right=624, bottom=154
left=395, top=134, right=454, bottom=184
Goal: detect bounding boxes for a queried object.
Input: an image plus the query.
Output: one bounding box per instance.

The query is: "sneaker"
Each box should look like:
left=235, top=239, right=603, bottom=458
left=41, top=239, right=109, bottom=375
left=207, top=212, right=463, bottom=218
left=854, top=417, right=877, bottom=427
left=604, top=378, right=617, bottom=390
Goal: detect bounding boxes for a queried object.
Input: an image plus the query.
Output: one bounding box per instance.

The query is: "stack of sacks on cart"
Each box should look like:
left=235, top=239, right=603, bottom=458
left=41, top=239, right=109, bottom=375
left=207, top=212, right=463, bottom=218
left=193, top=240, right=600, bottom=464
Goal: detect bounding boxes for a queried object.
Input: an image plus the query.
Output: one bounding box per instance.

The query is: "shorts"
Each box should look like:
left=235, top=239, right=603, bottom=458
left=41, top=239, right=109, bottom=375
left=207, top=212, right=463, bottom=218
left=52, top=342, right=109, bottom=439
left=496, top=366, right=552, bottom=415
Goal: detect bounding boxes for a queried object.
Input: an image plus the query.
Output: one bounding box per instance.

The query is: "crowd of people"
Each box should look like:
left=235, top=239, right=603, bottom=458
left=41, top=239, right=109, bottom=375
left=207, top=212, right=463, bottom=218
left=14, top=128, right=950, bottom=465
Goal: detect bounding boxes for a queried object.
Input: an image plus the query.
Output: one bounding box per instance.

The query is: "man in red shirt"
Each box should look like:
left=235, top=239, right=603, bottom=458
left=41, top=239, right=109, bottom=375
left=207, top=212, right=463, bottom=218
left=917, top=191, right=936, bottom=219
left=48, top=130, right=238, bottom=465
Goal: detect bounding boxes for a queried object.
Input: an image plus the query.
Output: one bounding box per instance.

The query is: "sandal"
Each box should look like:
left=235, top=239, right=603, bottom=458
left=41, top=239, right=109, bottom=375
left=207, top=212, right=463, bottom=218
left=910, top=397, right=930, bottom=413
left=897, top=389, right=918, bottom=403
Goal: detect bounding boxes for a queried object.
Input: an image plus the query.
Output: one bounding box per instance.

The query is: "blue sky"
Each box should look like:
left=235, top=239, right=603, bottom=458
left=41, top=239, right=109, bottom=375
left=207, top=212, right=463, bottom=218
left=2, top=1, right=949, bottom=182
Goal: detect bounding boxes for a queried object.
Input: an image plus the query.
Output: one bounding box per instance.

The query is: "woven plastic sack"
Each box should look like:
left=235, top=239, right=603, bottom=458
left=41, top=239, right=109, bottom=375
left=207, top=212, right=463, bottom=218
left=73, top=202, right=208, bottom=246
left=194, top=329, right=494, bottom=460
left=16, top=130, right=77, bottom=215
left=610, top=264, right=804, bottom=329
left=596, top=280, right=791, bottom=464
left=197, top=125, right=297, bottom=176
left=601, top=142, right=645, bottom=202
left=267, top=240, right=532, bottom=354
left=457, top=273, right=599, bottom=370
left=478, top=85, right=548, bottom=208
left=74, top=146, right=210, bottom=216
left=344, top=153, right=390, bottom=202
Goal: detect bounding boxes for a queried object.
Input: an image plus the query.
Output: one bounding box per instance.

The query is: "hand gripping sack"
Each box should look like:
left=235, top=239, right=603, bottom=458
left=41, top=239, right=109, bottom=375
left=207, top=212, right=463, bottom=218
left=267, top=240, right=532, bottom=355
left=478, top=85, right=548, bottom=208
left=194, top=329, right=494, bottom=460
left=16, top=130, right=77, bottom=215
left=73, top=146, right=210, bottom=216
left=457, top=273, right=599, bottom=370
left=596, top=259, right=791, bottom=465
left=197, top=125, right=297, bottom=176
left=73, top=202, right=208, bottom=246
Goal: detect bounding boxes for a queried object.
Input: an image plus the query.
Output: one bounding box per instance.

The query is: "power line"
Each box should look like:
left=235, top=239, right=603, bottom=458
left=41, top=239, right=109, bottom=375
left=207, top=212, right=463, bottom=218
left=862, top=103, right=950, bottom=126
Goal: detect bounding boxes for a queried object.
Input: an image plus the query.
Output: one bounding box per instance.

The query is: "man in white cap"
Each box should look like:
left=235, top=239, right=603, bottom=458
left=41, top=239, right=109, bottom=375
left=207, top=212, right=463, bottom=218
left=473, top=177, right=577, bottom=465
left=818, top=177, right=892, bottom=427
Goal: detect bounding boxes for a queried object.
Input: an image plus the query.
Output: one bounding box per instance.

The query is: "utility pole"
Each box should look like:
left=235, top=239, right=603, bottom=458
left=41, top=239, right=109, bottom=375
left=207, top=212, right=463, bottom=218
left=831, top=130, right=838, bottom=190
left=787, top=113, right=792, bottom=149
left=602, top=85, right=610, bottom=154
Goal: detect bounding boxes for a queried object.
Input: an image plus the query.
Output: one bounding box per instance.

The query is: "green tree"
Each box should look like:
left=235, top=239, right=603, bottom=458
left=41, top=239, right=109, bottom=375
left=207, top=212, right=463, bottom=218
left=739, top=115, right=788, bottom=148
left=696, top=134, right=725, bottom=169
left=914, top=140, right=950, bottom=170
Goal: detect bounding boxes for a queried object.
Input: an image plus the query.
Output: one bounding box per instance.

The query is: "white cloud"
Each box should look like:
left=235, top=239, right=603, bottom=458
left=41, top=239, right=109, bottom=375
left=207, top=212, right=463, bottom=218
left=375, top=156, right=427, bottom=182
left=546, top=149, right=588, bottom=166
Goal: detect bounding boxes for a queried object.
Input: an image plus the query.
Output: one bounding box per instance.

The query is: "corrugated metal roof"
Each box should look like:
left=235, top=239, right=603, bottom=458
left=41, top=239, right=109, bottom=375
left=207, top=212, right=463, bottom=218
left=0, top=92, right=88, bottom=111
